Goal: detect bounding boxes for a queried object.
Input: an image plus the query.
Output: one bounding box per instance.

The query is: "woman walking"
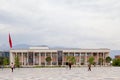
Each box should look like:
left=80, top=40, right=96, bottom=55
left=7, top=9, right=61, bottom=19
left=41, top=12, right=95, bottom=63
left=10, top=63, right=14, bottom=72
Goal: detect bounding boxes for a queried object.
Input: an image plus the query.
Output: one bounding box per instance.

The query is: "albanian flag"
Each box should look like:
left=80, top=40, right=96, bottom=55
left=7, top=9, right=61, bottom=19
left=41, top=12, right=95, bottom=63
left=9, top=33, right=12, bottom=48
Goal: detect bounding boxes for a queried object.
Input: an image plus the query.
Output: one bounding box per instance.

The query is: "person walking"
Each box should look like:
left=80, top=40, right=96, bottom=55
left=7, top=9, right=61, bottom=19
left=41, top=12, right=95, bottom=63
left=68, top=62, right=72, bottom=70
left=66, top=62, right=69, bottom=69
left=10, top=63, right=14, bottom=72
left=88, top=64, right=91, bottom=71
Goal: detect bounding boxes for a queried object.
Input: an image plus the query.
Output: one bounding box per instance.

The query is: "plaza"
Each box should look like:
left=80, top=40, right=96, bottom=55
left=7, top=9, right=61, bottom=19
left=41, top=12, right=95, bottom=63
left=0, top=67, right=120, bottom=80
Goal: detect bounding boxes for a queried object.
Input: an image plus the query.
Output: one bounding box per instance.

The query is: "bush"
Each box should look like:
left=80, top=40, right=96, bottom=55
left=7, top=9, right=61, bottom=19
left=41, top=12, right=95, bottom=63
left=112, top=58, right=120, bottom=66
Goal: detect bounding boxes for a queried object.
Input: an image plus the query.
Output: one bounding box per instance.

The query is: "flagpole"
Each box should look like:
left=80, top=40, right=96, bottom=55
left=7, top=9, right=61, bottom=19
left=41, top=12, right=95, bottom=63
left=9, top=33, right=13, bottom=65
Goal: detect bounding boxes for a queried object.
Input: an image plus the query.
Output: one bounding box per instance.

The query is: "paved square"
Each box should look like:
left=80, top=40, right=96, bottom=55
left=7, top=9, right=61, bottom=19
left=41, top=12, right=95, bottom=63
left=0, top=67, right=120, bottom=80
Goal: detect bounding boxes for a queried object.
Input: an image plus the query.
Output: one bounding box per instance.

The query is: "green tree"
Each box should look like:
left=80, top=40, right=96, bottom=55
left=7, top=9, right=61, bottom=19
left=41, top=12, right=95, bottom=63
left=105, top=56, right=112, bottom=65
left=67, top=56, right=76, bottom=65
left=3, top=58, right=9, bottom=66
left=45, top=56, right=52, bottom=65
left=0, top=57, right=4, bottom=65
left=88, top=57, right=94, bottom=65
left=14, top=56, right=20, bottom=68
left=112, top=58, right=120, bottom=66
left=99, top=58, right=103, bottom=66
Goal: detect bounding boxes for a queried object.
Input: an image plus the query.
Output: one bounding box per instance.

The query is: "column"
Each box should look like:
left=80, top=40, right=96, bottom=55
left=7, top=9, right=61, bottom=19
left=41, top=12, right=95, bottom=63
left=103, top=52, right=105, bottom=66
left=74, top=52, right=75, bottom=66
left=56, top=52, right=58, bottom=66
left=68, top=52, right=70, bottom=65
left=24, top=53, right=26, bottom=65
left=45, top=52, right=46, bottom=66
left=27, top=52, right=29, bottom=65
left=15, top=52, right=17, bottom=63
left=10, top=51, right=13, bottom=64
left=33, top=52, right=35, bottom=65
left=85, top=52, right=87, bottom=65
left=79, top=52, right=81, bottom=66
left=62, top=52, right=64, bottom=66
left=96, top=52, right=99, bottom=65
left=51, top=52, right=52, bottom=66
left=68, top=52, right=70, bottom=56
left=39, top=52, right=41, bottom=65
left=104, top=53, right=106, bottom=66
left=91, top=52, right=93, bottom=56
left=16, top=52, right=17, bottom=57
left=22, top=52, right=23, bottom=66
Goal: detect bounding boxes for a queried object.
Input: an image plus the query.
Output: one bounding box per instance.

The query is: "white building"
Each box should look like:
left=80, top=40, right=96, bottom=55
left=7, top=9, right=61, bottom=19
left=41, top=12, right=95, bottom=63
left=10, top=46, right=110, bottom=66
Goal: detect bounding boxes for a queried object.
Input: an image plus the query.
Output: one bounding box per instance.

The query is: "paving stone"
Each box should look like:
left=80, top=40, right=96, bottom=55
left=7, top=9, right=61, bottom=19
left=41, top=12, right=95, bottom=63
left=0, top=67, right=120, bottom=80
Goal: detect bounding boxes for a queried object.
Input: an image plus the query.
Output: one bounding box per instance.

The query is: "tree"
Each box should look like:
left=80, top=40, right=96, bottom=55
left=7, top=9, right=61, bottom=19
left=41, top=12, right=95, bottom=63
left=45, top=56, right=52, bottom=65
left=112, top=58, right=120, bottom=66
left=0, top=57, right=4, bottom=65
left=14, top=56, right=20, bottom=68
left=67, top=56, right=76, bottom=65
left=105, top=56, right=112, bottom=65
left=88, top=57, right=94, bottom=65
left=3, top=58, right=9, bottom=66
left=99, top=58, right=103, bottom=66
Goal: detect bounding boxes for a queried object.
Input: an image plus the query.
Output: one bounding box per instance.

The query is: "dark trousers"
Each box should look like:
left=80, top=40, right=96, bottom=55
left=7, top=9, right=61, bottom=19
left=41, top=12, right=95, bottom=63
left=88, top=67, right=91, bottom=71
left=11, top=68, right=13, bottom=72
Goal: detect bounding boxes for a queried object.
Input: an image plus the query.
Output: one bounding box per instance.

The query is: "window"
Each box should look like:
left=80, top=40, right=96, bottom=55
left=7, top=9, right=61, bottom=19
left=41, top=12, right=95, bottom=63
left=52, top=62, right=57, bottom=65
left=52, top=53, right=57, bottom=57
left=35, top=53, right=39, bottom=56
left=81, top=53, right=85, bottom=56
left=41, top=53, right=45, bottom=56
left=93, top=53, right=97, bottom=56
left=46, top=53, right=51, bottom=56
left=75, top=53, right=79, bottom=56
left=41, top=62, right=45, bottom=65
left=87, top=53, right=91, bottom=56
left=69, top=53, right=74, bottom=56
left=64, top=53, right=68, bottom=56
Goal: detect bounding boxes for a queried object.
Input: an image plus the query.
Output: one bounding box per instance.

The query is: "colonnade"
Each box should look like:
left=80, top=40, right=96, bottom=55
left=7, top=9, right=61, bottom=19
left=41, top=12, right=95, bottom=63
left=10, top=51, right=108, bottom=66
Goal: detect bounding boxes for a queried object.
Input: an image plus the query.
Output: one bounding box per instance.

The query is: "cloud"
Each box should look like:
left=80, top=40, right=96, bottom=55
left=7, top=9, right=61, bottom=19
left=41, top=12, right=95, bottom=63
left=0, top=0, right=120, bottom=49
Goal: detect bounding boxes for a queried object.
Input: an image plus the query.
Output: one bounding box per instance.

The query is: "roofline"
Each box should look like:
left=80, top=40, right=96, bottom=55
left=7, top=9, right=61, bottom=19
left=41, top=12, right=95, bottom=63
left=10, top=48, right=110, bottom=51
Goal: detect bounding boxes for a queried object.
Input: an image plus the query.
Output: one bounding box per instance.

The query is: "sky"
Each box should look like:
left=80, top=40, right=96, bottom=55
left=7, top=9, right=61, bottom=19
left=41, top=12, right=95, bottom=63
left=0, top=0, right=120, bottom=50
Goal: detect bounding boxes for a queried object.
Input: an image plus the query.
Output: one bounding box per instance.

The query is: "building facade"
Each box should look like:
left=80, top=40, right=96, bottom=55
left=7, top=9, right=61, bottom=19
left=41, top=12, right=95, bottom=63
left=0, top=51, right=9, bottom=58
left=10, top=47, right=110, bottom=66
left=115, top=55, right=120, bottom=59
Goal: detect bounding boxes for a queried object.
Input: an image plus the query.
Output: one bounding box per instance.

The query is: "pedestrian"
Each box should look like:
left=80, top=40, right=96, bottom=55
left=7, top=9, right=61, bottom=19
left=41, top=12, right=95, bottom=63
left=88, top=64, right=91, bottom=71
left=66, top=62, right=69, bottom=69
left=10, top=63, right=14, bottom=72
left=68, top=62, right=72, bottom=70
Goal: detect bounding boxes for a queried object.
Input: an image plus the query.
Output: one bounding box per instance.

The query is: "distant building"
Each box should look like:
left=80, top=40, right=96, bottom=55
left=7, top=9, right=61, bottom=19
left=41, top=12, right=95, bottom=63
left=0, top=51, right=9, bottom=58
left=10, top=46, right=110, bottom=66
left=115, top=55, right=120, bottom=59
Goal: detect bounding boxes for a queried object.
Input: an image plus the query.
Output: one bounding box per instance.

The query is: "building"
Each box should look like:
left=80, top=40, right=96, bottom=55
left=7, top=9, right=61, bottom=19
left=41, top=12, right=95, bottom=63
left=0, top=51, right=9, bottom=66
left=0, top=51, right=9, bottom=58
left=10, top=46, right=110, bottom=66
left=115, top=55, right=120, bottom=59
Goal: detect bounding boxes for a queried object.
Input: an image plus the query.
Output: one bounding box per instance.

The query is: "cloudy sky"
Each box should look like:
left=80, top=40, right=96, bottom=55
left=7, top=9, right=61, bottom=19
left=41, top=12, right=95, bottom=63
left=0, top=0, right=120, bottom=50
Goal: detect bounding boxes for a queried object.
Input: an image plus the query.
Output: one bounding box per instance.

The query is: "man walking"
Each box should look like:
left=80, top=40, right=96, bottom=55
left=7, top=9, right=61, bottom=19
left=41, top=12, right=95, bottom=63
left=68, top=62, right=72, bottom=70
left=88, top=64, right=91, bottom=71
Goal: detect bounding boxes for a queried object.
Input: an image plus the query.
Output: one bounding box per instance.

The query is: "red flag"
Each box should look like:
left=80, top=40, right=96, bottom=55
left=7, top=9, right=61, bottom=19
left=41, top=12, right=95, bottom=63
left=9, top=33, right=12, bottom=48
